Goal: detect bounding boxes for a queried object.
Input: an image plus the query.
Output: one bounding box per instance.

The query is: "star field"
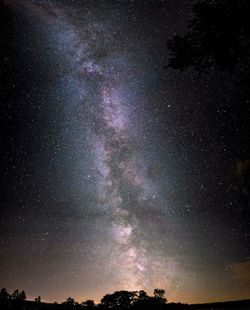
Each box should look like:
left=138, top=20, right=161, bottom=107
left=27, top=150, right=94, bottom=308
left=0, top=0, right=249, bottom=304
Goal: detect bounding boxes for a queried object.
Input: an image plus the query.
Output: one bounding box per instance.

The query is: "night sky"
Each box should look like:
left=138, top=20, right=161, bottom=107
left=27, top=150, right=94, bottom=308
left=1, top=0, right=250, bottom=305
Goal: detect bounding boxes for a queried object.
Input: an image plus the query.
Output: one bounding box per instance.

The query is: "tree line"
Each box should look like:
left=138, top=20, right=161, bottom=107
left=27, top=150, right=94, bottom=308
left=0, top=287, right=174, bottom=310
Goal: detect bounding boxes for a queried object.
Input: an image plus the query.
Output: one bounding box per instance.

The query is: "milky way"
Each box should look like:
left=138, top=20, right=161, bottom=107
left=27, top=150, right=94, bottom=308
left=1, top=0, right=250, bottom=304
left=2, top=0, right=176, bottom=293
left=38, top=0, right=174, bottom=292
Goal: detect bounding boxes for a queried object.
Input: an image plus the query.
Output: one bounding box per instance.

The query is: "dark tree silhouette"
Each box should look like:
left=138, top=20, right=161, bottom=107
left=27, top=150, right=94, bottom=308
left=168, top=0, right=250, bottom=72
left=132, top=290, right=151, bottom=310
left=154, top=288, right=167, bottom=302
left=167, top=0, right=250, bottom=211
left=11, top=289, right=20, bottom=300
left=81, top=299, right=95, bottom=309
left=150, top=288, right=167, bottom=310
left=62, top=297, right=76, bottom=309
left=0, top=288, right=9, bottom=301
left=137, top=290, right=148, bottom=300
left=20, top=291, right=26, bottom=301
left=100, top=291, right=137, bottom=309
left=154, top=289, right=166, bottom=299
left=10, top=289, right=26, bottom=301
left=65, top=297, right=75, bottom=305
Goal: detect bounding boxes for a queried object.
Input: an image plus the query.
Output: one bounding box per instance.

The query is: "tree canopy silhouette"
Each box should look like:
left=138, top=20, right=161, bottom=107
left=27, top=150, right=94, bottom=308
left=100, top=291, right=137, bottom=309
left=154, top=288, right=167, bottom=303
left=81, top=299, right=95, bottom=309
left=167, top=0, right=250, bottom=211
left=168, top=0, right=250, bottom=72
left=0, top=288, right=9, bottom=302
